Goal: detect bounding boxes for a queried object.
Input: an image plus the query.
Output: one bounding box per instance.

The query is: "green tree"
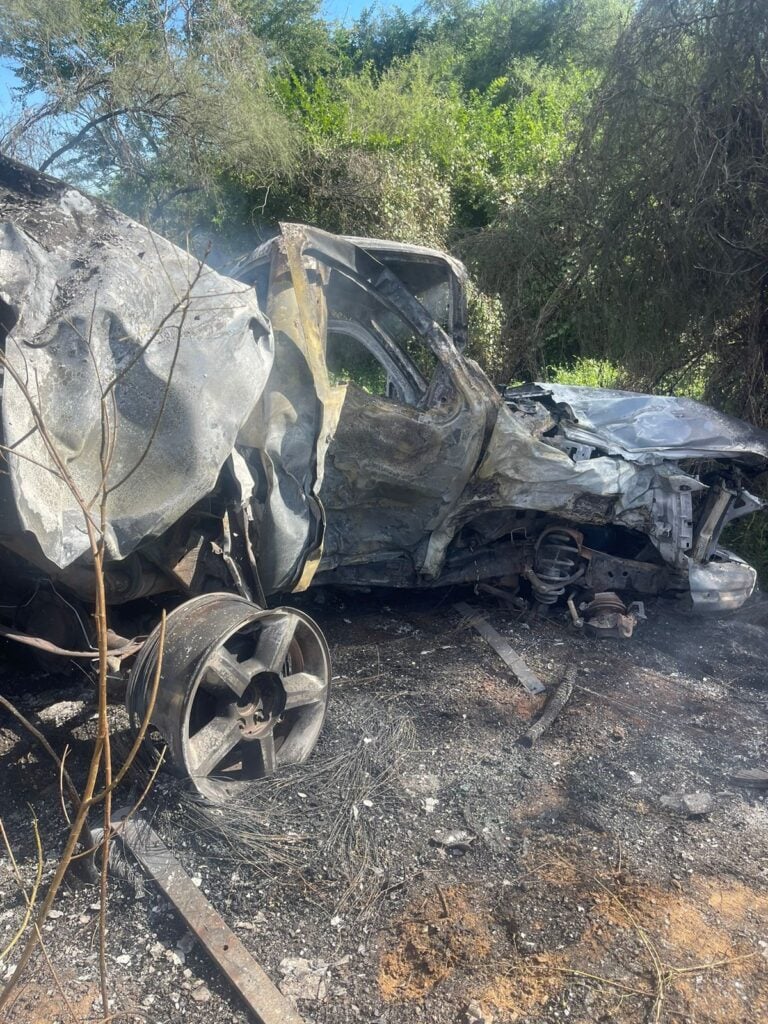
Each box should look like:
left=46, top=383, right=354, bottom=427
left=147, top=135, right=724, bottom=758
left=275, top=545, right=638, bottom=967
left=0, top=0, right=300, bottom=228
left=236, top=0, right=341, bottom=78
left=468, top=0, right=768, bottom=413
left=571, top=0, right=768, bottom=424
left=342, top=3, right=435, bottom=72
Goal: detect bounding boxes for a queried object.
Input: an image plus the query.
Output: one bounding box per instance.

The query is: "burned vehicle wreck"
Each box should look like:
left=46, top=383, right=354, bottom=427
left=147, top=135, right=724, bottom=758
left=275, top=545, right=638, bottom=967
left=1, top=156, right=767, bottom=799
left=230, top=229, right=767, bottom=620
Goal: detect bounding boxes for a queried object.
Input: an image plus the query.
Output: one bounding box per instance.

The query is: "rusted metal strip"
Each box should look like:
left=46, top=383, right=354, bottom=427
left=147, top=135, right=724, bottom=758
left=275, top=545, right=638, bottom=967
left=454, top=601, right=546, bottom=695
left=113, top=814, right=305, bottom=1024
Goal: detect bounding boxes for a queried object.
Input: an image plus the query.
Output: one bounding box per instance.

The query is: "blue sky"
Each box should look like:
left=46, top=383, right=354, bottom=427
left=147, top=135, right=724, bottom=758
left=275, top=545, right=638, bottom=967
left=323, top=0, right=419, bottom=22
left=1, top=60, right=19, bottom=105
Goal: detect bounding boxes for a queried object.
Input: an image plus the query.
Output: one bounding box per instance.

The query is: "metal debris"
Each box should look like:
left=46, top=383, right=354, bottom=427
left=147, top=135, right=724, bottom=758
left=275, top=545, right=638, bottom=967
left=113, top=814, right=305, bottom=1024
left=3, top=155, right=767, bottom=613
left=0, top=623, right=142, bottom=661
left=3, top=154, right=768, bottom=799
left=454, top=602, right=546, bottom=695
left=476, top=582, right=525, bottom=610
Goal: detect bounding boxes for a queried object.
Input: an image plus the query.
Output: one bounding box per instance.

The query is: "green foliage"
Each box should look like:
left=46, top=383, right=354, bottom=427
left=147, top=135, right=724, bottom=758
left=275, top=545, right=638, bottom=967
left=261, top=146, right=451, bottom=247
left=341, top=4, right=435, bottom=73
left=426, top=0, right=629, bottom=92
left=568, top=0, right=768, bottom=421
left=336, top=49, right=462, bottom=164
left=468, top=0, right=768, bottom=421
left=502, top=58, right=596, bottom=174
left=0, top=0, right=299, bottom=224
left=235, top=0, right=338, bottom=78
left=0, top=0, right=610, bottom=253
left=548, top=358, right=621, bottom=388
left=465, top=279, right=506, bottom=383
left=341, top=0, right=630, bottom=89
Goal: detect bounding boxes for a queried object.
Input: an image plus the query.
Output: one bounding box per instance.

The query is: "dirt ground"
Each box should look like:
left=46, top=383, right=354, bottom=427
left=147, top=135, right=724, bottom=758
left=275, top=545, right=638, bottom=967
left=1, top=586, right=767, bottom=1024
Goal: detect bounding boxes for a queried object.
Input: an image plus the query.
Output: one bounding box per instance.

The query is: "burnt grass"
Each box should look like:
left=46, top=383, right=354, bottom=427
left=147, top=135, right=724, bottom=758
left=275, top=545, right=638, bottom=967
left=1, top=587, right=768, bottom=1024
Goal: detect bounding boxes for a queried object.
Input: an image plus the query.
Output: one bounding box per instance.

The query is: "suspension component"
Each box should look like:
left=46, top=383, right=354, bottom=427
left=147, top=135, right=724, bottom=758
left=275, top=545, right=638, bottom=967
left=580, top=592, right=646, bottom=639
left=526, top=527, right=586, bottom=606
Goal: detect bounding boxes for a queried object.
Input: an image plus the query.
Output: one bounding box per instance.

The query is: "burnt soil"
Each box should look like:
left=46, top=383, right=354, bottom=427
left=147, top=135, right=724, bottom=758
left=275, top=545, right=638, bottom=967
left=1, top=587, right=767, bottom=1024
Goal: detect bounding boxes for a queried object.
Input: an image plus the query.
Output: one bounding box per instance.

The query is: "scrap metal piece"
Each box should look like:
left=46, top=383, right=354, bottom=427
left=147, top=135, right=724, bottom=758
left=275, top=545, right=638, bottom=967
left=584, top=549, right=670, bottom=595
left=454, top=601, right=545, bottom=694
left=566, top=594, right=584, bottom=628
left=113, top=814, right=304, bottom=1024
left=691, top=484, right=735, bottom=563
left=476, top=582, right=525, bottom=609
left=520, top=664, right=576, bottom=747
left=0, top=622, right=142, bottom=660
left=509, top=382, right=768, bottom=463
left=167, top=532, right=225, bottom=594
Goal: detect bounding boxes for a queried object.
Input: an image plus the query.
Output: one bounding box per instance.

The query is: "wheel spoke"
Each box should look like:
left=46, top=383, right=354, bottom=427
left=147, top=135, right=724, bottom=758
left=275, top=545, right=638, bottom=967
left=205, top=647, right=252, bottom=698
left=283, top=672, right=326, bottom=710
left=190, top=717, right=242, bottom=777
left=258, top=732, right=276, bottom=774
left=255, top=614, right=299, bottom=672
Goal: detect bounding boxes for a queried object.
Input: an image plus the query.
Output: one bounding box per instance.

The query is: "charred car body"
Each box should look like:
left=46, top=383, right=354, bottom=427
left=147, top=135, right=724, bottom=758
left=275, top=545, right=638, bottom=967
left=1, top=157, right=767, bottom=798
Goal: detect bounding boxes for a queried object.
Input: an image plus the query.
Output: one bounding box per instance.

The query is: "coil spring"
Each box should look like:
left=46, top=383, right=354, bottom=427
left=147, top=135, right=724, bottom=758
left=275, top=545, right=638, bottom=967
left=531, top=529, right=585, bottom=605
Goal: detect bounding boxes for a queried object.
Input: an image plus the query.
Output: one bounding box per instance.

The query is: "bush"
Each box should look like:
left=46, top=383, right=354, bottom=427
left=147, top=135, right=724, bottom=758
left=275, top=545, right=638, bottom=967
left=548, top=358, right=621, bottom=388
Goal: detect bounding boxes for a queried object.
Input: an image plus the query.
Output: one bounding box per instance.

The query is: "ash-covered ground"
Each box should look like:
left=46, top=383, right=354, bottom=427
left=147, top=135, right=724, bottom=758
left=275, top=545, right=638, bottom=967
left=1, top=587, right=767, bottom=1024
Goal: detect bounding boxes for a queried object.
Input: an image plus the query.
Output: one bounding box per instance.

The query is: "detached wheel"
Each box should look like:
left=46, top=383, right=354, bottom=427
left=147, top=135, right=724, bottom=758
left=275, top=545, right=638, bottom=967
left=126, top=593, right=330, bottom=802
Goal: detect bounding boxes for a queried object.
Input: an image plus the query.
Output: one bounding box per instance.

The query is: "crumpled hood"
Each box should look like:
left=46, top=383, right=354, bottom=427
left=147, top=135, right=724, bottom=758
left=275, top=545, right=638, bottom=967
left=509, top=383, right=768, bottom=465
